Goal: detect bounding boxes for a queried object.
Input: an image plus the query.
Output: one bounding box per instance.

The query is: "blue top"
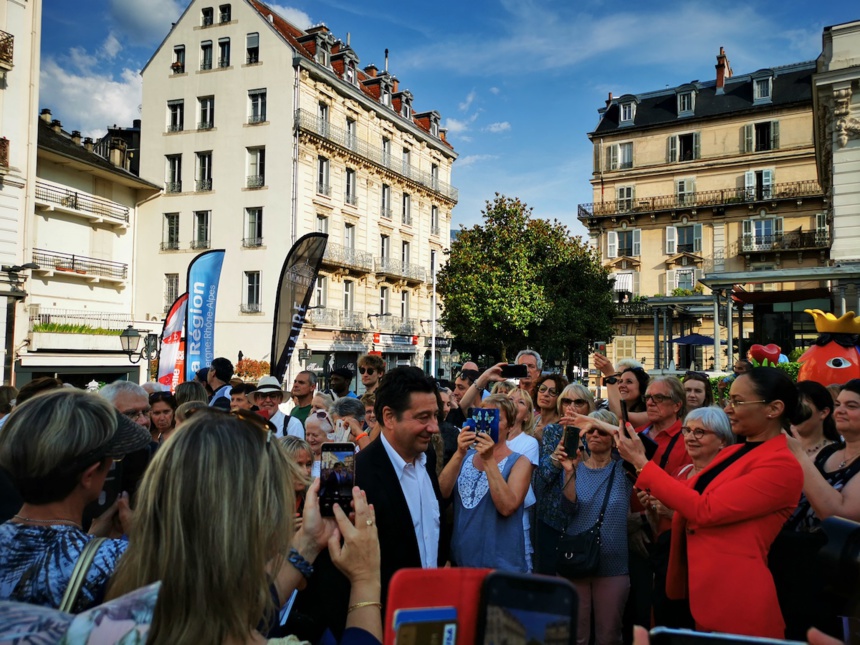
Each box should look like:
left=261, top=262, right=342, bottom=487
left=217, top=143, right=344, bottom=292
left=561, top=461, right=632, bottom=577
left=451, top=451, right=527, bottom=572
left=535, top=423, right=568, bottom=531
left=0, top=523, right=127, bottom=613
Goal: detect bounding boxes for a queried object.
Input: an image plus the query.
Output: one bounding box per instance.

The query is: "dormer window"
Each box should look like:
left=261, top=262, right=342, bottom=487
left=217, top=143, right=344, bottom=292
left=620, top=102, right=635, bottom=124
left=430, top=120, right=439, bottom=137
left=402, top=102, right=412, bottom=119
left=677, top=91, right=694, bottom=116
left=381, top=84, right=391, bottom=107
left=754, top=77, right=772, bottom=102
left=345, top=62, right=355, bottom=84
left=316, top=46, right=329, bottom=67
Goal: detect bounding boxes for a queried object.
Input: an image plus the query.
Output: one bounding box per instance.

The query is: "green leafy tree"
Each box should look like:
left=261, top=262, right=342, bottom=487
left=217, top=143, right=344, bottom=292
left=438, top=194, right=615, bottom=370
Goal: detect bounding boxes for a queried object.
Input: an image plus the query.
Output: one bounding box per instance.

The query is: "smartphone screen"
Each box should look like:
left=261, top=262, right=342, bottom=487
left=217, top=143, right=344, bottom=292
left=500, top=363, right=529, bottom=379
left=319, top=442, right=356, bottom=517
left=469, top=407, right=500, bottom=443
left=478, top=571, right=577, bottom=645
left=563, top=426, right=580, bottom=458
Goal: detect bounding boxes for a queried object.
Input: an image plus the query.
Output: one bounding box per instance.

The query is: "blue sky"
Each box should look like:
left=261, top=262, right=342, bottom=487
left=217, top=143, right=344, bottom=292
left=41, top=0, right=858, bottom=237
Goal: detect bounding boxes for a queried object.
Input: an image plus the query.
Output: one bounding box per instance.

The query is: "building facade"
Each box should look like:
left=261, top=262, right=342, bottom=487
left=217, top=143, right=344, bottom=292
left=13, top=113, right=160, bottom=386
left=0, top=0, right=42, bottom=384
left=137, top=0, right=456, bottom=389
left=578, top=50, right=828, bottom=371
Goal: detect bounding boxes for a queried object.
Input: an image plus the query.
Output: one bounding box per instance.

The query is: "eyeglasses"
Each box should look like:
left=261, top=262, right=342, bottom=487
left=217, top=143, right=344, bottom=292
left=255, top=391, right=282, bottom=401
left=584, top=428, right=609, bottom=436
left=122, top=408, right=151, bottom=420
left=538, top=384, right=559, bottom=396
left=681, top=426, right=716, bottom=439
left=644, top=394, right=673, bottom=404
left=726, top=399, right=768, bottom=409
left=560, top=398, right=588, bottom=407
left=358, top=367, right=375, bottom=375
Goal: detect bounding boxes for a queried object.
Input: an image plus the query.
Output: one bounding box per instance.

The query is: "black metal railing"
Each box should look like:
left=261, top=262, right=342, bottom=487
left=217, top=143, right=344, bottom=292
left=578, top=180, right=823, bottom=220
left=317, top=182, right=330, bottom=196
left=165, top=181, right=182, bottom=193
left=171, top=62, right=185, bottom=74
left=0, top=30, right=14, bottom=67
left=198, top=121, right=213, bottom=130
left=322, top=242, right=373, bottom=271
left=248, top=114, right=266, bottom=124
left=375, top=258, right=426, bottom=282
left=167, top=123, right=183, bottom=132
left=295, top=109, right=458, bottom=201
left=190, top=239, right=210, bottom=250
left=616, top=302, right=652, bottom=316
left=160, top=241, right=180, bottom=251
left=242, top=237, right=263, bottom=247
left=345, top=192, right=358, bottom=206
left=737, top=230, right=831, bottom=254
left=201, top=61, right=212, bottom=71
left=218, top=57, right=230, bottom=68
left=247, top=54, right=260, bottom=64
left=32, top=249, right=128, bottom=280
left=240, top=303, right=262, bottom=313
left=0, top=137, right=8, bottom=168
left=35, top=181, right=129, bottom=223
left=195, top=179, right=212, bottom=192
left=246, top=175, right=264, bottom=188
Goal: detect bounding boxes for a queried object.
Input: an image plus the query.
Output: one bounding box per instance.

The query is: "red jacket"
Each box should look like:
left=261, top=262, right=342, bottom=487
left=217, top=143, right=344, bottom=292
left=636, top=435, right=802, bottom=638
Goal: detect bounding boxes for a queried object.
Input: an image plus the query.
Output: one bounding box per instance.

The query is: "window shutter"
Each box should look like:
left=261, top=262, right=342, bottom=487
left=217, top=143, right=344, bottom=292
left=666, top=270, right=677, bottom=293
left=608, top=145, right=618, bottom=171
left=744, top=170, right=756, bottom=200
left=743, top=124, right=754, bottom=153
left=247, top=33, right=259, bottom=48
left=666, top=226, right=677, bottom=255
left=770, top=121, right=780, bottom=150
left=775, top=217, right=784, bottom=237
left=668, top=136, right=678, bottom=163
left=632, top=271, right=640, bottom=296
left=693, top=223, right=703, bottom=253
left=607, top=231, right=618, bottom=258
left=694, top=268, right=704, bottom=287
left=762, top=169, right=774, bottom=199
left=742, top=219, right=753, bottom=250
left=632, top=229, right=641, bottom=256
left=693, top=132, right=701, bottom=160
left=593, top=144, right=600, bottom=173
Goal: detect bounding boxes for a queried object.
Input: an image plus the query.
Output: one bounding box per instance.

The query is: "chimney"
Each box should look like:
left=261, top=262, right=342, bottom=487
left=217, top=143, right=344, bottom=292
left=83, top=137, right=94, bottom=152
left=51, top=119, right=62, bottom=133
left=71, top=130, right=82, bottom=146
left=384, top=48, right=389, bottom=72
left=605, top=92, right=614, bottom=108
left=393, top=79, right=399, bottom=93
left=40, top=108, right=52, bottom=123
left=364, top=63, right=377, bottom=77
left=108, top=138, right=125, bottom=167
left=715, top=46, right=732, bottom=95
left=133, top=119, right=141, bottom=129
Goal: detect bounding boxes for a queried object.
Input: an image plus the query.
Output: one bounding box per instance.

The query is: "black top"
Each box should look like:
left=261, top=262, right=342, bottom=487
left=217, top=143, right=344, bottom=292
left=694, top=441, right=764, bottom=494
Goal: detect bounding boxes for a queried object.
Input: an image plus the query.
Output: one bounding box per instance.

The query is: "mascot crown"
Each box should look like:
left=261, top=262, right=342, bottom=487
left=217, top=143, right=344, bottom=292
left=805, top=309, right=860, bottom=334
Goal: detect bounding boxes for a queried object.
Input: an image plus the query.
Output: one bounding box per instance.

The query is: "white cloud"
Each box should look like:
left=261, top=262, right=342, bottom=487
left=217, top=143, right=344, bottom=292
left=458, top=90, right=476, bottom=112
left=484, top=122, right=510, bottom=133
left=108, top=0, right=183, bottom=46
left=101, top=32, right=122, bottom=60
left=40, top=58, right=142, bottom=138
left=489, top=87, right=500, bottom=95
left=268, top=4, right=314, bottom=30
left=457, top=154, right=498, bottom=168
left=444, top=117, right=470, bottom=134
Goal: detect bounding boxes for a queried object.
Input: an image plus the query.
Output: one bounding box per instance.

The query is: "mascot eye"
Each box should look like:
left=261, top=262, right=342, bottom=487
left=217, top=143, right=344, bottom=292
left=826, top=357, right=853, bottom=369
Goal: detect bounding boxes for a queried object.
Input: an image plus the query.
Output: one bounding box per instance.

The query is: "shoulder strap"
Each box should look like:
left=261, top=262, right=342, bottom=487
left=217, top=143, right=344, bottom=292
left=59, top=537, right=106, bottom=613
left=595, top=461, right=619, bottom=530
left=659, top=430, right=682, bottom=470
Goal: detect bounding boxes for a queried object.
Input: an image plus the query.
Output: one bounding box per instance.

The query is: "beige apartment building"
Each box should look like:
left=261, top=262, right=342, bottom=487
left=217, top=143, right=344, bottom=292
left=578, top=50, right=828, bottom=371
left=137, top=0, right=457, bottom=388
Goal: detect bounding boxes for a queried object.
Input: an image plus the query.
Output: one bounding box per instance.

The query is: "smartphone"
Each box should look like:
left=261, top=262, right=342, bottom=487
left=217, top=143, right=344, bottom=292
left=319, top=442, right=356, bottom=517
left=620, top=400, right=630, bottom=436
left=477, top=571, right=577, bottom=645
left=650, top=627, right=804, bottom=645
left=594, top=341, right=607, bottom=356
left=563, top=426, right=580, bottom=458
left=500, top=363, right=529, bottom=379
left=469, top=408, right=500, bottom=443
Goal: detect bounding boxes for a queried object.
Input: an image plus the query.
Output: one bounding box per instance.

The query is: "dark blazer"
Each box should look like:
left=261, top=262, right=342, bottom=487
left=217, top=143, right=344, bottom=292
left=286, top=437, right=446, bottom=641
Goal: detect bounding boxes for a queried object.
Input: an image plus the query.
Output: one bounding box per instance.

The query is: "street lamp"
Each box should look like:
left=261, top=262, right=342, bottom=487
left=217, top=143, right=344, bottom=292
left=119, top=325, right=160, bottom=364
left=367, top=312, right=392, bottom=329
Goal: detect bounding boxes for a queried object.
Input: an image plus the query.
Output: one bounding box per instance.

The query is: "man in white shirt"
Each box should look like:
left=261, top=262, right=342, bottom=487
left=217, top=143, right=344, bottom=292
left=249, top=376, right=304, bottom=439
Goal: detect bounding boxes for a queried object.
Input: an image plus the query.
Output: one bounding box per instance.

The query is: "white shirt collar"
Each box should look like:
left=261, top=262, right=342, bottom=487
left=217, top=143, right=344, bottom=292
left=380, top=431, right=427, bottom=480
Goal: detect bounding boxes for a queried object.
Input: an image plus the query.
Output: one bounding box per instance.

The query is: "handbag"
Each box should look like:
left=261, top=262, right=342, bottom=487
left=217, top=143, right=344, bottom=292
left=59, top=537, right=106, bottom=613
left=555, top=461, right=618, bottom=579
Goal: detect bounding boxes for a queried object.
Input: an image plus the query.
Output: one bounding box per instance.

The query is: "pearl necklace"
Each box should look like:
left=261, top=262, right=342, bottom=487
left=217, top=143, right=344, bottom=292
left=13, top=514, right=82, bottom=529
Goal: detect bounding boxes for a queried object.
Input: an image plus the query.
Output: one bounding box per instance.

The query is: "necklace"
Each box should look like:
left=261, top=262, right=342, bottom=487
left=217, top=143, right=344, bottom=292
left=13, top=514, right=82, bottom=529
left=805, top=438, right=831, bottom=457
left=838, top=448, right=860, bottom=469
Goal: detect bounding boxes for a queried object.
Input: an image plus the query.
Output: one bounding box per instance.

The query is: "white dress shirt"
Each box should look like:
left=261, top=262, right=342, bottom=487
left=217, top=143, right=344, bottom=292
left=380, top=432, right=440, bottom=569
left=271, top=410, right=305, bottom=439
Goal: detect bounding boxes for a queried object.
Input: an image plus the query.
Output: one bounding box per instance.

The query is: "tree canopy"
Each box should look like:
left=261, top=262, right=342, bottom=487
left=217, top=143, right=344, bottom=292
left=438, top=194, right=615, bottom=371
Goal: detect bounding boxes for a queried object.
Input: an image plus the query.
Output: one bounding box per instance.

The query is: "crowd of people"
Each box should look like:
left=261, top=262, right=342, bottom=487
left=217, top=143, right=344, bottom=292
left=0, top=349, right=858, bottom=644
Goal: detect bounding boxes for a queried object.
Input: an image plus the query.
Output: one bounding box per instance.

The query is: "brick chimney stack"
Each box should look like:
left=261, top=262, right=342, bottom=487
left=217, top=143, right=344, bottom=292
left=715, top=46, right=732, bottom=95
left=364, top=63, right=377, bottom=78
left=71, top=131, right=82, bottom=146
left=605, top=92, right=614, bottom=108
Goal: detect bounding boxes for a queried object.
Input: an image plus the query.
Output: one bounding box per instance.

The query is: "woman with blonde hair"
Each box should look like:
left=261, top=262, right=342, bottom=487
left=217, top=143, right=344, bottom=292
left=508, top=389, right=539, bottom=571
left=174, top=380, right=209, bottom=406
left=107, top=410, right=382, bottom=644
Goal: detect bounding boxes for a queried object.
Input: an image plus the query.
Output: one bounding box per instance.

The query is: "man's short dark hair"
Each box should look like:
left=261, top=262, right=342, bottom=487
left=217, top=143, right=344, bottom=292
left=458, top=369, right=479, bottom=385
left=209, top=357, right=234, bottom=383
left=331, top=367, right=353, bottom=381
left=375, top=366, right=439, bottom=422
left=231, top=383, right=257, bottom=396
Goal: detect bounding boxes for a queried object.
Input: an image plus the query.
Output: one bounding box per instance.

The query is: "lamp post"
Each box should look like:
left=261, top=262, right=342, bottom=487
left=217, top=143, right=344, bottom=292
left=119, top=325, right=161, bottom=364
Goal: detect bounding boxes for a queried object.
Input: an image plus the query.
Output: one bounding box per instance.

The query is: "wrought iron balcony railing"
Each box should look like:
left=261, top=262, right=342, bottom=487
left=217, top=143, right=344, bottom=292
left=241, top=303, right=262, bottom=313
left=195, top=179, right=212, bottom=192
left=165, top=181, right=182, bottom=193
left=431, top=225, right=441, bottom=237
left=375, top=257, right=426, bottom=282
left=0, top=30, right=14, bottom=68
left=248, top=114, right=266, bottom=124
left=616, top=302, right=652, bottom=317
left=29, top=307, right=132, bottom=331
left=317, top=182, right=330, bottom=196
left=0, top=137, right=8, bottom=169
left=376, top=314, right=418, bottom=334
left=246, top=175, right=264, bottom=188
left=160, top=241, right=180, bottom=251
left=32, top=249, right=128, bottom=281
left=198, top=121, right=213, bottom=130
left=381, top=208, right=392, bottom=220
left=295, top=108, right=458, bottom=201
left=322, top=242, right=373, bottom=272
left=218, top=57, right=230, bottom=68
left=35, top=181, right=130, bottom=223
left=736, top=230, right=831, bottom=254
left=242, top=237, right=263, bottom=248
left=167, top=123, right=183, bottom=132
left=578, top=180, right=824, bottom=220
left=305, top=307, right=367, bottom=330
left=190, top=239, right=211, bottom=250
left=401, top=213, right=413, bottom=226
left=345, top=192, right=358, bottom=206
left=201, top=61, right=213, bottom=71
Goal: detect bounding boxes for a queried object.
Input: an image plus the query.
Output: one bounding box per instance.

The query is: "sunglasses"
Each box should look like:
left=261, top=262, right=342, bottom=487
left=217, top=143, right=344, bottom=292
left=584, top=428, right=610, bottom=436
left=560, top=398, right=588, bottom=407
left=358, top=367, right=376, bottom=375
left=644, top=394, right=673, bottom=404
left=538, top=384, right=559, bottom=396
left=255, top=391, right=282, bottom=401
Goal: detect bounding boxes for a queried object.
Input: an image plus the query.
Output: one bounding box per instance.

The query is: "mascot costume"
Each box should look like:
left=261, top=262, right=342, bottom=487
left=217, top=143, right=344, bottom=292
left=797, top=309, right=860, bottom=384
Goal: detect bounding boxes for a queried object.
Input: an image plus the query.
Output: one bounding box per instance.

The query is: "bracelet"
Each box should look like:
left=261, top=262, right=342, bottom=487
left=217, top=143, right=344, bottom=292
left=635, top=463, right=646, bottom=476
left=287, top=547, right=314, bottom=580
left=354, top=432, right=368, bottom=441
left=348, top=601, right=382, bottom=614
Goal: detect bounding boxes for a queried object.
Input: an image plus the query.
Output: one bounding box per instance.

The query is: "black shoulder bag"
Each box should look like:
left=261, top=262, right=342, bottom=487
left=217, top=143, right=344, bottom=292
left=556, top=461, right=618, bottom=579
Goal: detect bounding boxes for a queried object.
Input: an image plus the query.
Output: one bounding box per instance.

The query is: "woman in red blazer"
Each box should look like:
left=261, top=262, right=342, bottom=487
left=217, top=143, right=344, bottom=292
left=616, top=367, right=803, bottom=638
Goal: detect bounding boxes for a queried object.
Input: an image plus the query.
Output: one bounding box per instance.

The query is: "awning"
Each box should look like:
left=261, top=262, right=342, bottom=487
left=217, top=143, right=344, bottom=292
left=671, top=334, right=727, bottom=346
left=613, top=272, right=632, bottom=292
left=731, top=287, right=830, bottom=305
